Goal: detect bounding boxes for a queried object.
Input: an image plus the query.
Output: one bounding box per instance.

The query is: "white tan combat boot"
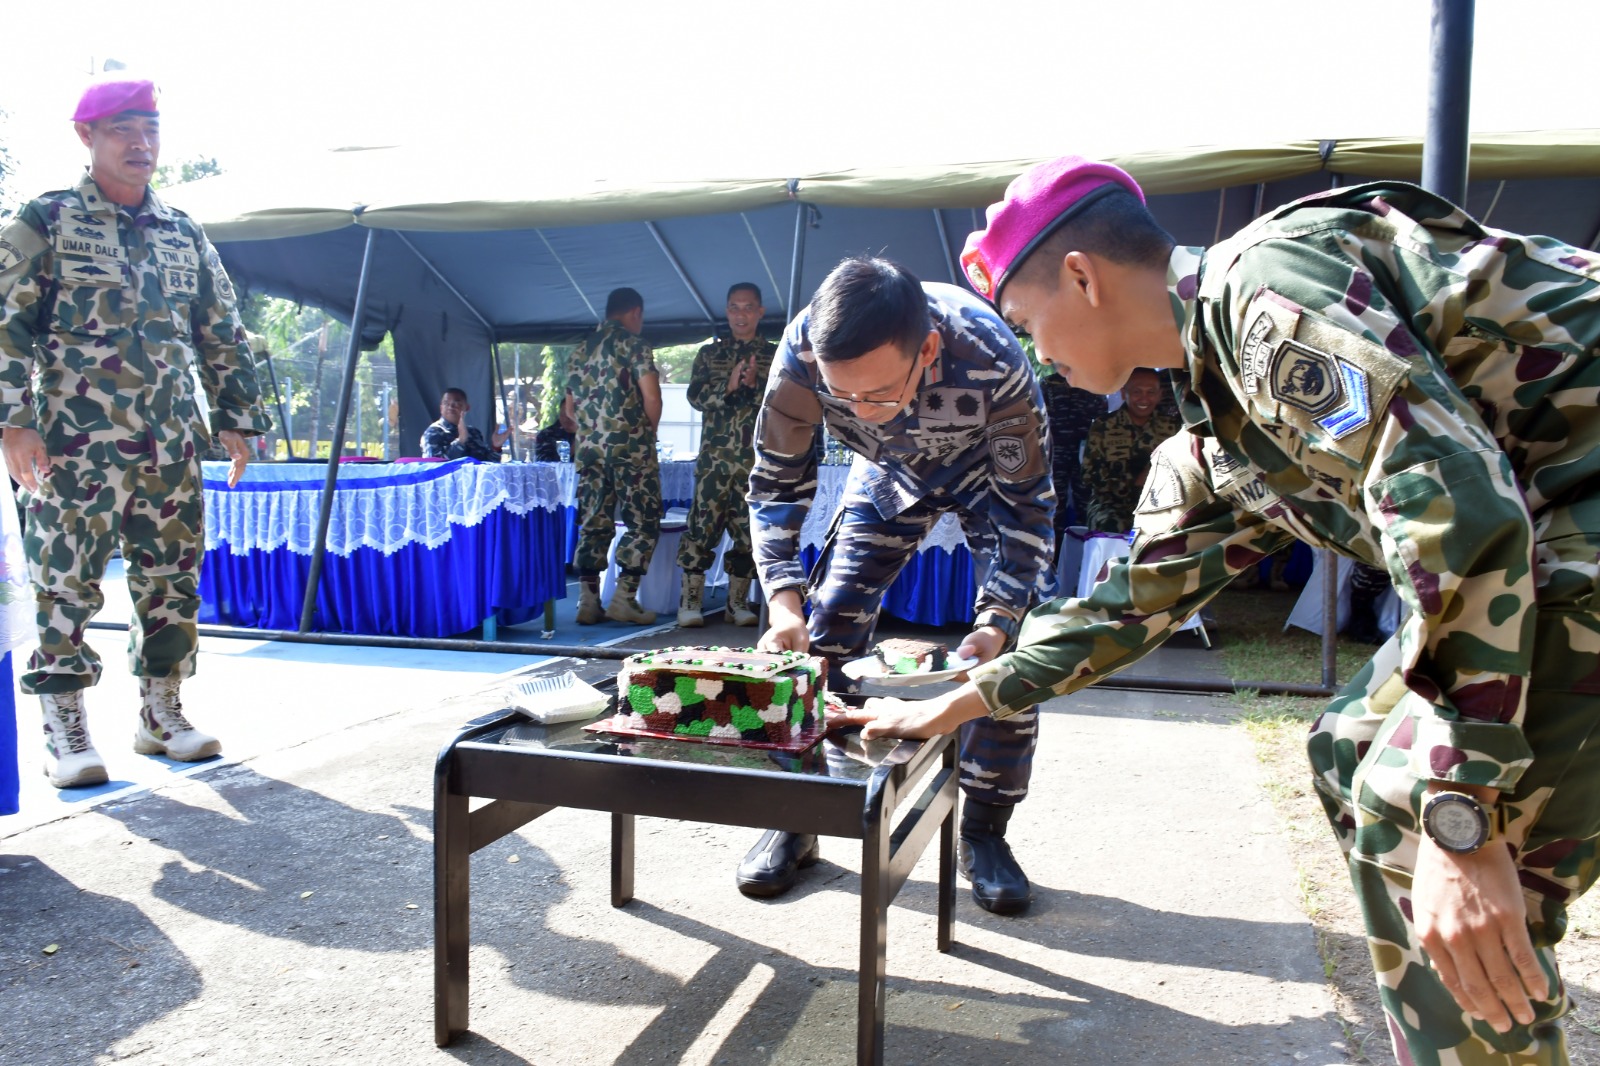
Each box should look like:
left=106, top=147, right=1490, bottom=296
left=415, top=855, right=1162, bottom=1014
left=726, top=576, right=759, bottom=627
left=576, top=574, right=604, bottom=625
left=134, top=676, right=221, bottom=762
left=678, top=572, right=705, bottom=628
left=605, top=573, right=657, bottom=625
left=41, top=690, right=108, bottom=789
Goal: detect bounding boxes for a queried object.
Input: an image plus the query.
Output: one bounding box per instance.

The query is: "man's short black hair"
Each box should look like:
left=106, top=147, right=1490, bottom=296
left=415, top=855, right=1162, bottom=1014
left=727, top=282, right=762, bottom=305
left=809, top=257, right=930, bottom=363
left=605, top=287, right=644, bottom=317
left=442, top=386, right=468, bottom=403
left=1008, top=188, right=1175, bottom=293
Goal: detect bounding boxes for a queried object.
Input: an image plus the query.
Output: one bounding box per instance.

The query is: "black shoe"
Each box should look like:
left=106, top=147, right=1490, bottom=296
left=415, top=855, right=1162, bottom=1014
left=736, top=830, right=819, bottom=899
left=959, top=800, right=1033, bottom=915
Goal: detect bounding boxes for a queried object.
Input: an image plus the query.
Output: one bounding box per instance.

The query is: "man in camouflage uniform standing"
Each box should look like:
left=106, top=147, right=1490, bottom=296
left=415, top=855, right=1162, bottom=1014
left=564, top=287, right=662, bottom=624
left=1038, top=367, right=1105, bottom=535
left=744, top=256, right=1055, bottom=913
left=0, top=76, right=269, bottom=789
left=1079, top=366, right=1180, bottom=533
left=676, top=282, right=775, bottom=628
left=847, top=155, right=1600, bottom=1065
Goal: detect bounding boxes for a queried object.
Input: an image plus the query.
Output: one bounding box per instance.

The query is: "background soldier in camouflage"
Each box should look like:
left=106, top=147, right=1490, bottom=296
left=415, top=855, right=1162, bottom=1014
left=1079, top=366, right=1180, bottom=533
left=564, top=286, right=662, bottom=624
left=0, top=76, right=270, bottom=789
left=746, top=256, right=1055, bottom=913
left=1039, top=367, right=1105, bottom=537
left=676, top=283, right=776, bottom=628
left=845, top=155, right=1600, bottom=1065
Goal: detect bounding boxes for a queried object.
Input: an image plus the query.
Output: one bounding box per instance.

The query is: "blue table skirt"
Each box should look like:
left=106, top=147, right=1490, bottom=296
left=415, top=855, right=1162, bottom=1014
left=800, top=544, right=976, bottom=628
left=202, top=507, right=566, bottom=638
left=1, top=652, right=17, bottom=817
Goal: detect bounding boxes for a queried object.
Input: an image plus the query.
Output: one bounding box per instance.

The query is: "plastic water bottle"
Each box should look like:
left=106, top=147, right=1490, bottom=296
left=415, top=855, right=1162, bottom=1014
left=557, top=440, right=570, bottom=464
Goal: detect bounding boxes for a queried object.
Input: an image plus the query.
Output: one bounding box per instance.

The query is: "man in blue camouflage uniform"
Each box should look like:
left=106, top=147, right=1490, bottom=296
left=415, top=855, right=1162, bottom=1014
left=743, top=256, right=1055, bottom=913
left=419, top=386, right=508, bottom=461
left=676, top=283, right=776, bottom=628
left=0, top=76, right=270, bottom=789
left=845, top=155, right=1600, bottom=1065
left=1039, top=367, right=1105, bottom=535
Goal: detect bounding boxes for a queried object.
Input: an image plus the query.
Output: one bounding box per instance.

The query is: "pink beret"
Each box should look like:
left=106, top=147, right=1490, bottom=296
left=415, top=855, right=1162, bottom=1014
left=72, top=77, right=160, bottom=123
left=960, top=155, right=1144, bottom=304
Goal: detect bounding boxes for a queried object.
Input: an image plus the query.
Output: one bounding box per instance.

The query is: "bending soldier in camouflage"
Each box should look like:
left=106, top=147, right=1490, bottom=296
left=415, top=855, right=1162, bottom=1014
left=1079, top=366, right=1180, bottom=533
left=0, top=76, right=270, bottom=789
left=746, top=256, right=1056, bottom=913
left=676, top=283, right=775, bottom=628
left=842, top=155, right=1600, bottom=1065
left=564, top=286, right=662, bottom=624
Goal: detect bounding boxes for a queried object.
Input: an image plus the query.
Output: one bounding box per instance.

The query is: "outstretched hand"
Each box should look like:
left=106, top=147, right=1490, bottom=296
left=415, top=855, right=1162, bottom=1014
left=828, top=684, right=991, bottom=741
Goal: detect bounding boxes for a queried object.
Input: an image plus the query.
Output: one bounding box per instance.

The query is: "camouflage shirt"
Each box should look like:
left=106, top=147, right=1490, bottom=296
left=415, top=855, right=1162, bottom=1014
left=688, top=335, right=776, bottom=456
left=566, top=317, right=658, bottom=455
left=420, top=418, right=499, bottom=461
left=0, top=173, right=270, bottom=465
left=973, top=182, right=1600, bottom=794
left=1080, top=404, right=1182, bottom=533
left=750, top=282, right=1056, bottom=617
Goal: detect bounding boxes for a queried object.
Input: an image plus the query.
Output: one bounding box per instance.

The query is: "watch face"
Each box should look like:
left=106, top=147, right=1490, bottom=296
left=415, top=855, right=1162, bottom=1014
left=1428, top=794, right=1488, bottom=851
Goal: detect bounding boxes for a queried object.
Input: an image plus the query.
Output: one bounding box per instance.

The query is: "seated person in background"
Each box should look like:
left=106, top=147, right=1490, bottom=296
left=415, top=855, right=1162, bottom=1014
left=421, top=387, right=509, bottom=461
left=533, top=397, right=576, bottom=462
left=1080, top=366, right=1180, bottom=533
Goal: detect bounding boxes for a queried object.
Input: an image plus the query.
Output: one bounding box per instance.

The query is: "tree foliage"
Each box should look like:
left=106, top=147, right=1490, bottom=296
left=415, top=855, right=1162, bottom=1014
left=153, top=156, right=222, bottom=190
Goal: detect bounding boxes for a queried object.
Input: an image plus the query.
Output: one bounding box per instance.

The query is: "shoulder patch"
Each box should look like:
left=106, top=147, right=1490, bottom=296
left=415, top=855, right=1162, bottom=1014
left=0, top=220, right=48, bottom=276
left=1238, top=288, right=1409, bottom=464
left=1131, top=434, right=1209, bottom=541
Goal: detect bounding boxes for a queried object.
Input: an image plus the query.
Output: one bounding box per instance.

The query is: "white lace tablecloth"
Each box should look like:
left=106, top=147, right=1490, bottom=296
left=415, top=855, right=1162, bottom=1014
left=805, top=464, right=967, bottom=554
left=202, top=459, right=566, bottom=558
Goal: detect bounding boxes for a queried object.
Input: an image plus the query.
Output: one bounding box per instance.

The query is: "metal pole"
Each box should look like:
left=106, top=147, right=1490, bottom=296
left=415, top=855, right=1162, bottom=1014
left=355, top=378, right=364, bottom=455
left=1321, top=549, right=1340, bottom=691
left=283, top=375, right=293, bottom=459
left=299, top=229, right=379, bottom=633
left=382, top=383, right=391, bottom=461
left=491, top=342, right=517, bottom=461
left=931, top=210, right=959, bottom=285
left=645, top=221, right=717, bottom=326
left=1422, top=0, right=1474, bottom=204
left=262, top=351, right=294, bottom=459
left=786, top=199, right=809, bottom=323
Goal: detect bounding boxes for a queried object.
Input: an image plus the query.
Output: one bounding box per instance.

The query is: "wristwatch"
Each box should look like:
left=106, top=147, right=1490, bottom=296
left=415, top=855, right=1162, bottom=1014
left=1420, top=790, right=1498, bottom=854
left=974, top=609, right=1020, bottom=644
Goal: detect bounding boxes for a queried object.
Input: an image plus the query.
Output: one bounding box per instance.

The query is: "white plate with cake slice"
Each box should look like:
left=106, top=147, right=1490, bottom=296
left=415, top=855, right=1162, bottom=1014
left=841, top=639, right=978, bottom=687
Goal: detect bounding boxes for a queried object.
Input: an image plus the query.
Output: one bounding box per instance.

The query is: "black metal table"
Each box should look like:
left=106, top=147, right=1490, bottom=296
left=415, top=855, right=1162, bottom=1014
left=433, top=694, right=958, bottom=1065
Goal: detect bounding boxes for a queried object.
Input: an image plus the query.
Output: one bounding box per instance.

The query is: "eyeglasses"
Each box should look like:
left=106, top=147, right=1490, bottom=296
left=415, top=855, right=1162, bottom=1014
left=817, top=356, right=922, bottom=410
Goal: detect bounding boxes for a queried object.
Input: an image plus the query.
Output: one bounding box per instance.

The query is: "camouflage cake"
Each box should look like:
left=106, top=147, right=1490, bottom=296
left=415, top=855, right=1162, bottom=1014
left=615, top=647, right=827, bottom=745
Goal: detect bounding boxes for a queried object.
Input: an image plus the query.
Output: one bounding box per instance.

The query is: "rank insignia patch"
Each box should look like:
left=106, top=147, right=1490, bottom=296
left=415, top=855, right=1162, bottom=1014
left=1314, top=358, right=1372, bottom=440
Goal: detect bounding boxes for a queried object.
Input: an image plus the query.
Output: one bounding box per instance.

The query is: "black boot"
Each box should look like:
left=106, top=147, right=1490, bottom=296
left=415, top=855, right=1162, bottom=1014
left=959, top=799, right=1032, bottom=915
left=735, top=830, right=819, bottom=899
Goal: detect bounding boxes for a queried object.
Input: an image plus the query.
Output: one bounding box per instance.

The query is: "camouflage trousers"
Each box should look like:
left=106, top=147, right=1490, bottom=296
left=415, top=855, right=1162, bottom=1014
left=1307, top=604, right=1600, bottom=1064
left=811, top=488, right=1035, bottom=805
left=20, top=456, right=205, bottom=695
left=574, top=448, right=660, bottom=577
left=676, top=453, right=754, bottom=578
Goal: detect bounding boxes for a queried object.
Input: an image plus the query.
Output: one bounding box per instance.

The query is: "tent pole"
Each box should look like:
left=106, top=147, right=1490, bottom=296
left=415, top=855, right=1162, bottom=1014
left=262, top=350, right=294, bottom=458
left=535, top=230, right=600, bottom=321
left=931, top=210, right=959, bottom=284
left=645, top=222, right=717, bottom=327
left=492, top=341, right=517, bottom=461
left=1422, top=0, right=1474, bottom=205
left=740, top=212, right=787, bottom=318
left=299, top=228, right=378, bottom=633
left=786, top=201, right=809, bottom=323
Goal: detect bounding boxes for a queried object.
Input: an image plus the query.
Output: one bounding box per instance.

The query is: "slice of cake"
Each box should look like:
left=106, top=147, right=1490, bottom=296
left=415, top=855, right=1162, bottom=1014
left=615, top=646, right=827, bottom=745
left=874, top=638, right=949, bottom=675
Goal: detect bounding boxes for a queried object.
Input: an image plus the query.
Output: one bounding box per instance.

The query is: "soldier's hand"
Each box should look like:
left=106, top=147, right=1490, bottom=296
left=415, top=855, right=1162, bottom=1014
left=218, top=429, right=250, bottom=488
left=756, top=589, right=809, bottom=653
left=829, top=684, right=991, bottom=741
left=2, top=427, right=52, bottom=493
left=956, top=626, right=1008, bottom=676
left=726, top=362, right=745, bottom=395
left=1413, top=819, right=1548, bottom=1034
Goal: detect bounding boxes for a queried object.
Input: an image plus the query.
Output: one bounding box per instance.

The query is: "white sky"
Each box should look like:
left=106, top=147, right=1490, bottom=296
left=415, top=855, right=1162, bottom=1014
left=3, top=0, right=1597, bottom=196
